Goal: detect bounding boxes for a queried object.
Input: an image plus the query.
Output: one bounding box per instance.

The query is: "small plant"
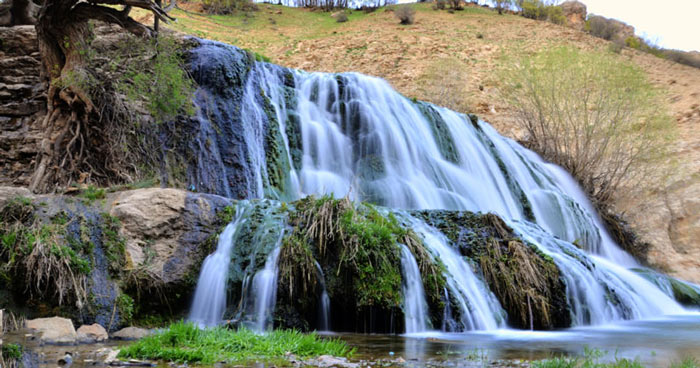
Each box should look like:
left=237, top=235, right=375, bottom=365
left=201, top=0, right=258, bottom=14
left=81, top=185, right=106, bottom=202
left=117, top=293, right=135, bottom=323
left=394, top=5, right=415, bottom=25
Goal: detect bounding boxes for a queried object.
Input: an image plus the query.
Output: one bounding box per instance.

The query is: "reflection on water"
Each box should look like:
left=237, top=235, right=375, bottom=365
left=332, top=315, right=700, bottom=367
left=5, top=315, right=700, bottom=367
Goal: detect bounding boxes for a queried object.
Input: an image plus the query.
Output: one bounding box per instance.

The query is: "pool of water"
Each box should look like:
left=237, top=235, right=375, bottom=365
left=6, top=314, right=700, bottom=367
left=331, top=314, right=700, bottom=367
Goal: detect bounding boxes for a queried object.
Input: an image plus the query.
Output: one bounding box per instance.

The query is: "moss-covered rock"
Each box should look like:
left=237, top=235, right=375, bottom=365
left=414, top=210, right=571, bottom=330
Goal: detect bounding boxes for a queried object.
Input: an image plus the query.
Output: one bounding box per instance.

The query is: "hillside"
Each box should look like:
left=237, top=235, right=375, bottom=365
left=146, top=2, right=700, bottom=283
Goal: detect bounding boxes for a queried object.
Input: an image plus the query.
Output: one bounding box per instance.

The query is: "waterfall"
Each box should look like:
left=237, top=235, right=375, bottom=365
left=189, top=210, right=247, bottom=327
left=315, top=261, right=331, bottom=331
left=399, top=244, right=430, bottom=333
left=186, top=40, right=690, bottom=332
left=409, top=219, right=505, bottom=330
left=246, top=243, right=283, bottom=332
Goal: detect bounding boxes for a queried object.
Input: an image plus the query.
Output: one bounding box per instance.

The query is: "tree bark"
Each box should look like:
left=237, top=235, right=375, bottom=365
left=30, top=0, right=173, bottom=192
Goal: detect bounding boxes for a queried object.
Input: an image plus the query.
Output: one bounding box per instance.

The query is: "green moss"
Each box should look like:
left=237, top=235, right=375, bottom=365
left=416, top=102, right=460, bottom=164
left=118, top=321, right=353, bottom=364
left=101, top=213, right=126, bottom=277
left=1, top=343, right=23, bottom=360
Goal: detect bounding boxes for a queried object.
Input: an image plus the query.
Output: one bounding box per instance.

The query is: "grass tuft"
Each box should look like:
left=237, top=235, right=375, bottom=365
left=118, top=321, right=354, bottom=364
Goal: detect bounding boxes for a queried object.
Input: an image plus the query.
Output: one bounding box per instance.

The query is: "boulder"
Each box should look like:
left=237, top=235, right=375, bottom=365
left=112, top=327, right=151, bottom=340
left=110, top=188, right=232, bottom=285
left=77, top=324, right=109, bottom=343
left=25, top=317, right=77, bottom=344
left=559, top=1, right=586, bottom=30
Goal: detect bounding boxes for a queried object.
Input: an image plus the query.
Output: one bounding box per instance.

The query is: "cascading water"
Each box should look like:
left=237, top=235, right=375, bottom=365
left=189, top=209, right=247, bottom=327
left=187, top=40, right=692, bottom=333
left=399, top=244, right=430, bottom=333
left=314, top=261, right=331, bottom=331
left=246, top=243, right=283, bottom=332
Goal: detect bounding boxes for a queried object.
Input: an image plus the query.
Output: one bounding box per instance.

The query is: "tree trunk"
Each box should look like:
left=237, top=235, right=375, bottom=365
left=31, top=0, right=95, bottom=192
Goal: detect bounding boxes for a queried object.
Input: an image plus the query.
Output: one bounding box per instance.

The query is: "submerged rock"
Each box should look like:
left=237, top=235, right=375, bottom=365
left=24, top=317, right=77, bottom=345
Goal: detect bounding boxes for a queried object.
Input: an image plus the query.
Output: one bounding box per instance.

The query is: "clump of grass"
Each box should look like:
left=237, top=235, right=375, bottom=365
left=533, top=348, right=644, bottom=368
left=118, top=321, right=354, bottom=364
left=81, top=185, right=106, bottom=202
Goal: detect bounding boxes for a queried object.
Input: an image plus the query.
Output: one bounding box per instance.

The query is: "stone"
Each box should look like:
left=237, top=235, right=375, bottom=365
left=111, top=188, right=232, bottom=285
left=111, top=327, right=151, bottom=340
left=558, top=1, right=586, bottom=30
left=77, top=324, right=109, bottom=343
left=310, top=355, right=359, bottom=368
left=24, top=317, right=77, bottom=344
left=0, top=186, right=32, bottom=207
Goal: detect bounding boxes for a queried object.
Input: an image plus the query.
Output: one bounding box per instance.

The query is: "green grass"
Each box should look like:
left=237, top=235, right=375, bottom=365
left=117, top=321, right=355, bottom=364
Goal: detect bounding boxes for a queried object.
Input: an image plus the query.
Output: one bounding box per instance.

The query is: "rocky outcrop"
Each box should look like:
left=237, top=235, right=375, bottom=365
left=0, top=186, right=233, bottom=327
left=0, top=25, right=44, bottom=187
left=25, top=317, right=77, bottom=344
left=558, top=1, right=586, bottom=30
left=77, top=324, right=109, bottom=343
left=111, top=188, right=232, bottom=286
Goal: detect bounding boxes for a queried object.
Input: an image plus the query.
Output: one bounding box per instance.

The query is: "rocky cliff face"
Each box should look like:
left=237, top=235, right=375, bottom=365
left=0, top=186, right=232, bottom=328
left=0, top=25, right=44, bottom=187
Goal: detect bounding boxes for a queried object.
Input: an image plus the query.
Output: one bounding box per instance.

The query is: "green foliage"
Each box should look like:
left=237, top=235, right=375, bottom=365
left=81, top=185, right=106, bottom=202
left=520, top=0, right=566, bottom=25
left=586, top=15, right=619, bottom=41
left=670, top=357, right=700, bottom=368
left=498, top=46, right=676, bottom=204
left=245, top=49, right=272, bottom=63
left=533, top=348, right=647, bottom=368
left=201, top=0, right=259, bottom=15
left=1, top=343, right=23, bottom=360
left=0, top=199, right=94, bottom=307
left=101, top=213, right=126, bottom=277
left=117, top=293, right=135, bottom=323
left=625, top=36, right=641, bottom=50
left=118, top=321, right=354, bottom=364
left=119, top=36, right=195, bottom=124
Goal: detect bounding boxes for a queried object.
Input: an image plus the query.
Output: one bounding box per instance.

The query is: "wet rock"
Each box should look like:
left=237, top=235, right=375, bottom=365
left=111, top=327, right=151, bottom=340
left=0, top=186, right=32, bottom=206
left=24, top=317, right=77, bottom=345
left=77, top=324, right=109, bottom=343
left=307, top=355, right=359, bottom=368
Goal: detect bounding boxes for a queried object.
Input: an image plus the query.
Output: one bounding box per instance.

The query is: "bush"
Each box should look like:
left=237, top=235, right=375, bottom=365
left=498, top=47, right=676, bottom=203
left=586, top=15, right=618, bottom=40
left=625, top=36, right=641, bottom=49
left=520, top=0, right=565, bottom=24
left=201, top=0, right=258, bottom=14
left=394, top=5, right=415, bottom=24
left=663, top=49, right=700, bottom=69
left=432, top=0, right=446, bottom=10
left=335, top=12, right=348, bottom=22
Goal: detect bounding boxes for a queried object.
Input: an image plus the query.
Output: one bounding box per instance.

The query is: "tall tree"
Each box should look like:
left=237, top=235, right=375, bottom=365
left=30, top=0, right=174, bottom=192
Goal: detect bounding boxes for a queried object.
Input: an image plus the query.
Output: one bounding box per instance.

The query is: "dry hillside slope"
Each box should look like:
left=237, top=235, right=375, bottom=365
left=158, top=3, right=700, bottom=282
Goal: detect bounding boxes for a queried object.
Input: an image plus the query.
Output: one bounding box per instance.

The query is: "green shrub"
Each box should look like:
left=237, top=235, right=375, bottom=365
left=335, top=12, right=348, bottom=22
left=498, top=47, right=676, bottom=204
left=201, top=0, right=258, bottom=15
left=120, top=36, right=195, bottom=124
left=587, top=15, right=618, bottom=40
left=118, top=321, right=354, bottom=364
left=625, top=36, right=641, bottom=49
left=520, top=0, right=565, bottom=24
left=394, top=5, right=415, bottom=24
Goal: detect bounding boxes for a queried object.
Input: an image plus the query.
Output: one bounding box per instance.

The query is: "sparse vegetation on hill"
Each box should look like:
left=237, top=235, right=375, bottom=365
left=498, top=46, right=675, bottom=204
